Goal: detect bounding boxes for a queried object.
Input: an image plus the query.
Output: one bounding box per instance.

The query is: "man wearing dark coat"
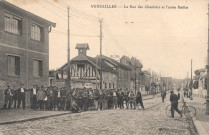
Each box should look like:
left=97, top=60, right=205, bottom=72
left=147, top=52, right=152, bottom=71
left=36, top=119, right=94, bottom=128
left=3, top=84, right=13, bottom=109
left=66, top=86, right=72, bottom=111
left=17, top=83, right=27, bottom=110
left=161, top=90, right=166, bottom=103
left=30, top=84, right=39, bottom=110
left=46, top=86, right=54, bottom=110
left=170, top=90, right=182, bottom=118
left=60, top=88, right=67, bottom=110
left=82, top=88, right=89, bottom=111
left=136, top=91, right=145, bottom=110
left=13, top=85, right=18, bottom=109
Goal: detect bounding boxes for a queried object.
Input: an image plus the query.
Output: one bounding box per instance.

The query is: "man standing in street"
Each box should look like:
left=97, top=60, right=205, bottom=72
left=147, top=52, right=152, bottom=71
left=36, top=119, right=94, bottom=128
left=170, top=89, right=182, bottom=118
left=17, top=83, right=26, bottom=110
left=161, top=90, right=166, bottom=103
left=128, top=91, right=135, bottom=109
left=30, top=84, right=38, bottom=110
left=37, top=86, right=46, bottom=110
left=113, top=89, right=118, bottom=109
left=136, top=91, right=145, bottom=110
left=3, top=84, right=13, bottom=109
left=66, top=86, right=72, bottom=111
left=13, top=85, right=18, bottom=109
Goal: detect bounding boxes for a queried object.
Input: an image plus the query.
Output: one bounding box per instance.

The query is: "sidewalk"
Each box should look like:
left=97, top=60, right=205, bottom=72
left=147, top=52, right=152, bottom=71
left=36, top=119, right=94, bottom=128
left=184, top=95, right=209, bottom=135
left=0, top=109, right=71, bottom=125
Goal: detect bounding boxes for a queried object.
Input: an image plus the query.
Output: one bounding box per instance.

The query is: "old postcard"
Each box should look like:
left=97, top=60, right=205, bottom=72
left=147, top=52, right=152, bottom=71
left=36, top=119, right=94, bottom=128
left=0, top=0, right=208, bottom=134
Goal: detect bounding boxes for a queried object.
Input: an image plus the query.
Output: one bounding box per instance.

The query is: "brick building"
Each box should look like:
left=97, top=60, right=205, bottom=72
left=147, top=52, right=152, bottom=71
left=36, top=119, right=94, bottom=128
left=0, top=1, right=55, bottom=89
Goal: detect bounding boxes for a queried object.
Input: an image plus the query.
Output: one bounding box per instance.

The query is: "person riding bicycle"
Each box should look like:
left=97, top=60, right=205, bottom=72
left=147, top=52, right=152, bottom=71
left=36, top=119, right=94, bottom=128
left=170, top=89, right=182, bottom=118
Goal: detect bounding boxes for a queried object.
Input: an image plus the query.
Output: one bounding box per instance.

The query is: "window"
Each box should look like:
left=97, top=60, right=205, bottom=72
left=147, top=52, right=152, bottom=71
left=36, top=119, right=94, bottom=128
left=8, top=55, right=20, bottom=76
left=105, top=83, right=107, bottom=88
left=5, top=13, right=22, bottom=35
left=77, top=64, right=84, bottom=78
left=31, top=24, right=44, bottom=41
left=113, top=83, right=115, bottom=88
left=33, top=59, right=43, bottom=77
left=109, top=83, right=111, bottom=89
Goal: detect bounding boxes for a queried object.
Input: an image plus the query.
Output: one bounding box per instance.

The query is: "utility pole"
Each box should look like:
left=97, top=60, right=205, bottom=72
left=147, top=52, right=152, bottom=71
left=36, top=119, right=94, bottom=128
left=206, top=4, right=209, bottom=115
left=187, top=72, right=189, bottom=89
left=190, top=59, right=193, bottom=100
left=99, top=19, right=103, bottom=90
left=66, top=6, right=71, bottom=88
left=135, top=57, right=137, bottom=94
left=96, top=57, right=98, bottom=89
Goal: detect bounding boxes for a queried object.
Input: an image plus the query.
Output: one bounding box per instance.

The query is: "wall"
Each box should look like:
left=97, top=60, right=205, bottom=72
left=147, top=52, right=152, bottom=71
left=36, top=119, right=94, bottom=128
left=0, top=4, right=50, bottom=89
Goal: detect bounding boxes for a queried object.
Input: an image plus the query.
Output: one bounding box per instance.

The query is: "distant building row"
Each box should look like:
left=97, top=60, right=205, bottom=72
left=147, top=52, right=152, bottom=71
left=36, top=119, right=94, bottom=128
left=49, top=43, right=169, bottom=93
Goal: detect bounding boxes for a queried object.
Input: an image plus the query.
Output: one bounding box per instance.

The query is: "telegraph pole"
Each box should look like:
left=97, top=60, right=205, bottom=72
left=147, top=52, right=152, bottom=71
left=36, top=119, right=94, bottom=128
left=135, top=57, right=137, bottom=94
left=99, top=19, right=103, bottom=90
left=66, top=6, right=71, bottom=88
left=190, top=59, right=193, bottom=100
left=206, top=4, right=209, bottom=115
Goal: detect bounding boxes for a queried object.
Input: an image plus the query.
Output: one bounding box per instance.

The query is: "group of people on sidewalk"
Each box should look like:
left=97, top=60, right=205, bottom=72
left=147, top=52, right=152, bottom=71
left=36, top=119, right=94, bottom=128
left=2, top=83, right=145, bottom=113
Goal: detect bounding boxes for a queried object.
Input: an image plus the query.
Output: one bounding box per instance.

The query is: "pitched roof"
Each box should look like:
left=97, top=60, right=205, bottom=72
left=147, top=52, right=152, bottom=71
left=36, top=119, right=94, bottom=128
left=97, top=55, right=131, bottom=70
left=57, top=54, right=117, bottom=73
left=75, top=43, right=89, bottom=50
left=121, top=55, right=143, bottom=68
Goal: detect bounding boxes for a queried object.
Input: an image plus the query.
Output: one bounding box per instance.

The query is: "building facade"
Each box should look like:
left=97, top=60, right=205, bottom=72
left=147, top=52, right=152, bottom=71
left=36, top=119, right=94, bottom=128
left=0, top=1, right=55, bottom=90
left=120, top=56, right=143, bottom=93
left=55, top=43, right=118, bottom=90
left=100, top=55, right=131, bottom=91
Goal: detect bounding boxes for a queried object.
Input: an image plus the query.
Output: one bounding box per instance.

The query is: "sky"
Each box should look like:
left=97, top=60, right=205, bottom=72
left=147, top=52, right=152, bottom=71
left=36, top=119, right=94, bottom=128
left=7, top=0, right=209, bottom=79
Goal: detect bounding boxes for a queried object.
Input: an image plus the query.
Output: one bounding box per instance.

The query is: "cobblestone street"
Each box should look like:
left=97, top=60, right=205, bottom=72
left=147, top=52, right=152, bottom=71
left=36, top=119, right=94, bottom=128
left=0, top=96, right=197, bottom=135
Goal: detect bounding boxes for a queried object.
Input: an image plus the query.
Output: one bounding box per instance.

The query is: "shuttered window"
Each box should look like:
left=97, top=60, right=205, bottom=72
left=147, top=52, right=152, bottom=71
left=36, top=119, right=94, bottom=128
left=5, top=13, right=22, bottom=35
left=33, top=60, right=43, bottom=77
left=31, top=24, right=44, bottom=41
left=8, top=55, right=20, bottom=76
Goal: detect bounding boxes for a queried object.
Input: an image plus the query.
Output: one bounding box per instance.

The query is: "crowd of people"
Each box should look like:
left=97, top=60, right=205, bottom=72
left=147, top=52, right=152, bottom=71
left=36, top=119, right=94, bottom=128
left=2, top=83, right=145, bottom=113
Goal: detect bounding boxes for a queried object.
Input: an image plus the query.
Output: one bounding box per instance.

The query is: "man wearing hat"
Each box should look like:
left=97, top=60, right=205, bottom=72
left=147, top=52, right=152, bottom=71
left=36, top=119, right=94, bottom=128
left=17, top=83, right=27, bottom=110
left=170, top=89, right=182, bottom=118
left=30, top=84, right=39, bottom=110
left=13, top=85, right=18, bottom=109
left=3, top=84, right=13, bottom=109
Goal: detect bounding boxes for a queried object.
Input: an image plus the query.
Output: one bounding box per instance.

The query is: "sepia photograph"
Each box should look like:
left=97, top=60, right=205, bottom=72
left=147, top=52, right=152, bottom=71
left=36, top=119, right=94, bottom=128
left=0, top=0, right=208, bottom=134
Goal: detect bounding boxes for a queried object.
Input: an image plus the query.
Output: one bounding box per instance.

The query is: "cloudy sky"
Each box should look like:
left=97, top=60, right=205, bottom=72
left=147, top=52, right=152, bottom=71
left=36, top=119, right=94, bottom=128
left=7, top=0, right=208, bottom=79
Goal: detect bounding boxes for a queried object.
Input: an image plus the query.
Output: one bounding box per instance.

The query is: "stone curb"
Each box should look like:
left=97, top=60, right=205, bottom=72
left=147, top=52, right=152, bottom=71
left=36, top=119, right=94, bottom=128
left=0, top=112, right=71, bottom=125
left=183, top=98, right=208, bottom=135
left=192, top=116, right=208, bottom=135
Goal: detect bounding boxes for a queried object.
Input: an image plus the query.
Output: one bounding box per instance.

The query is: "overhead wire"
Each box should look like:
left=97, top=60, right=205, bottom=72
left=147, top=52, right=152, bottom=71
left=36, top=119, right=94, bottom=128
left=59, top=0, right=100, bottom=20
left=51, top=30, right=99, bottom=37
left=103, top=21, right=133, bottom=57
left=39, top=0, right=100, bottom=36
